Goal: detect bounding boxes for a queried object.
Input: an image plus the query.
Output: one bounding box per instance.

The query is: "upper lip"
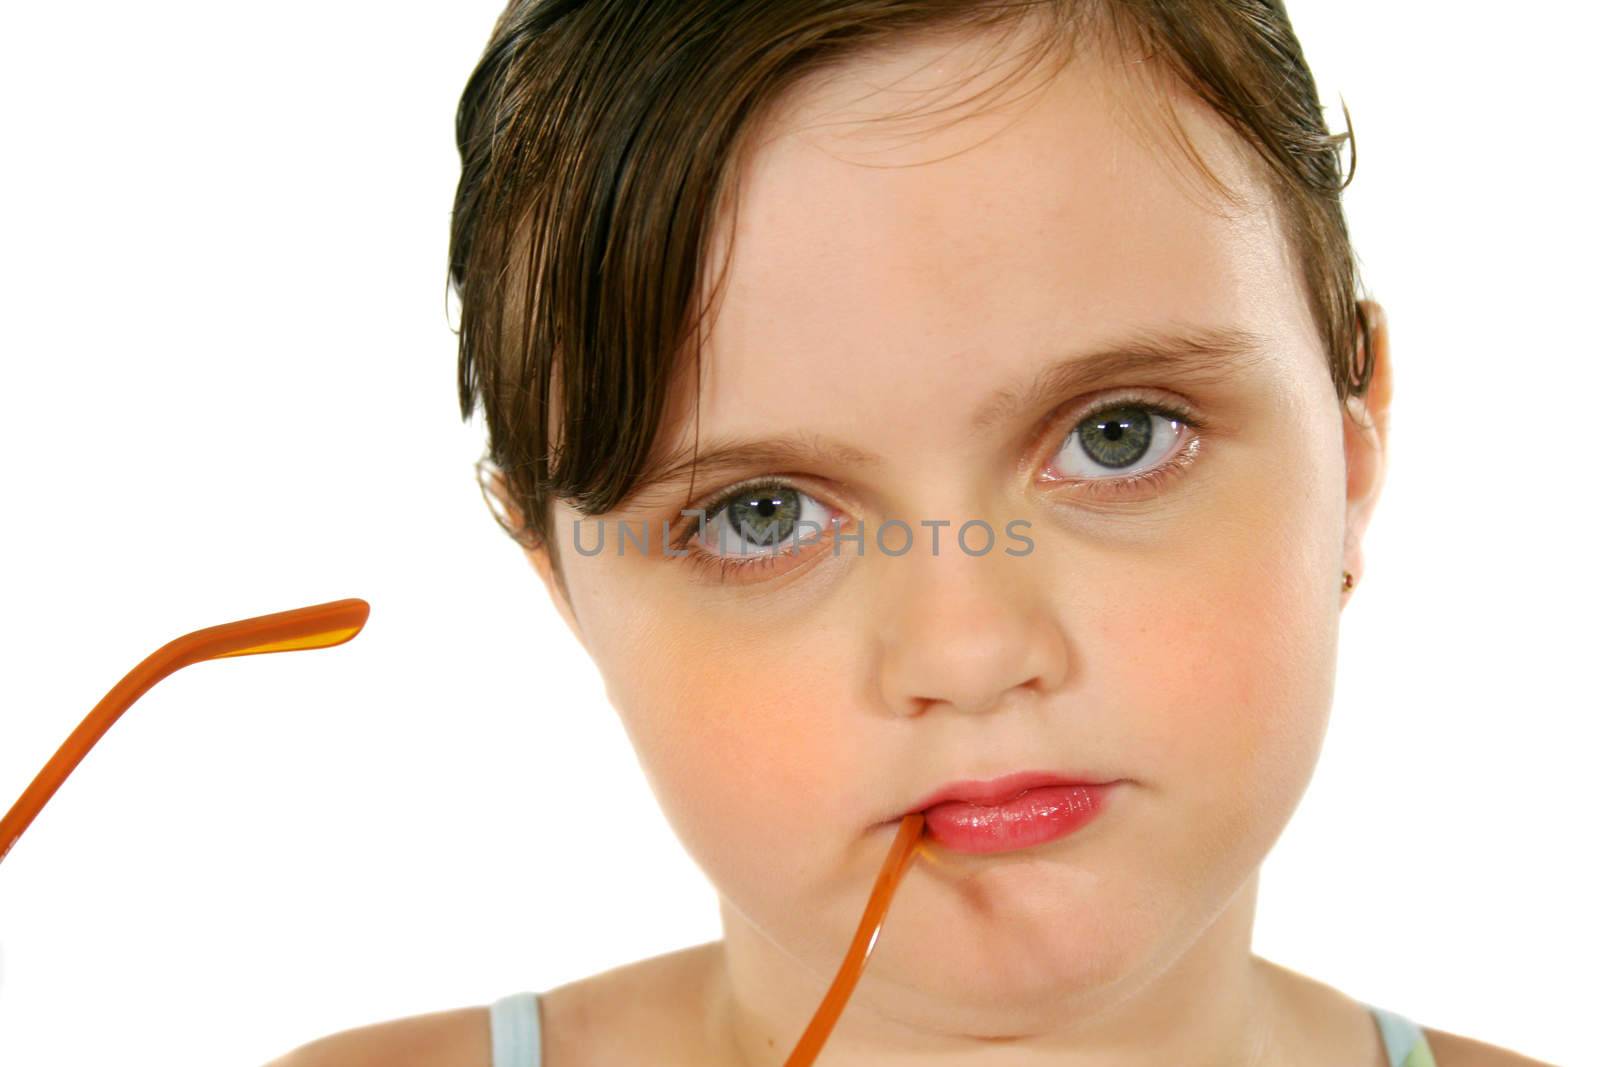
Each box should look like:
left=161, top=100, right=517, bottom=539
left=894, top=770, right=1115, bottom=819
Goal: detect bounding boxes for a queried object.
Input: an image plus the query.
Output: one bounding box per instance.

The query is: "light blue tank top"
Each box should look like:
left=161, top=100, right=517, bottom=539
left=487, top=991, right=1437, bottom=1066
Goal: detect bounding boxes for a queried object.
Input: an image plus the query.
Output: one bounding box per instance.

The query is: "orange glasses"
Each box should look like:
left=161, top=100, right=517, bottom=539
left=0, top=597, right=371, bottom=865
left=0, top=595, right=925, bottom=1067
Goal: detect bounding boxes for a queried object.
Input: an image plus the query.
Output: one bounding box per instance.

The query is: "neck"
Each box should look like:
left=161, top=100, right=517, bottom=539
left=704, top=871, right=1291, bottom=1067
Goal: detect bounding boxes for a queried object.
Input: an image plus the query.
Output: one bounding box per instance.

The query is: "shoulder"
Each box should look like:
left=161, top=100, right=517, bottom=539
left=258, top=941, right=725, bottom=1067
left=1248, top=957, right=1556, bottom=1067
left=257, top=987, right=612, bottom=1067
left=1422, top=1025, right=1559, bottom=1067
left=260, top=1003, right=492, bottom=1067
left=540, top=940, right=727, bottom=1064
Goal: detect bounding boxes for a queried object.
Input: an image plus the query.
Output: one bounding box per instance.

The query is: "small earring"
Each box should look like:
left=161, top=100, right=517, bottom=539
left=1341, top=569, right=1355, bottom=593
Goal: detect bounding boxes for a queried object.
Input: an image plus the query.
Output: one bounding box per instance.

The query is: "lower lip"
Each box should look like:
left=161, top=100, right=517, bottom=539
left=915, top=783, right=1114, bottom=854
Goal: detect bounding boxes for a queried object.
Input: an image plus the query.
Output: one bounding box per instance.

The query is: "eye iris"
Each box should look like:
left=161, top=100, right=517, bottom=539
left=1077, top=406, right=1153, bottom=469
left=725, top=487, right=800, bottom=549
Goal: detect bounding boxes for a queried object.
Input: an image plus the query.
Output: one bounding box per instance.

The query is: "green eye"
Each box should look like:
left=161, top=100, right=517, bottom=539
left=1051, top=400, right=1192, bottom=481
left=674, top=477, right=836, bottom=582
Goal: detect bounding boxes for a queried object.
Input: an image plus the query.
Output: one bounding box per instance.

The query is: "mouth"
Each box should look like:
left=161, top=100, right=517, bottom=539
left=883, top=770, right=1121, bottom=856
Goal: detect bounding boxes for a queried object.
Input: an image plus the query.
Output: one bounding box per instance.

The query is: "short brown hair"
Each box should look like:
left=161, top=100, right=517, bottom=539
left=448, top=0, right=1370, bottom=572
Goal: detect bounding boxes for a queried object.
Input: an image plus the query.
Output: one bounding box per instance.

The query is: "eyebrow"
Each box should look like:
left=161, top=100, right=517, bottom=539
left=968, top=324, right=1270, bottom=433
left=622, top=323, right=1271, bottom=507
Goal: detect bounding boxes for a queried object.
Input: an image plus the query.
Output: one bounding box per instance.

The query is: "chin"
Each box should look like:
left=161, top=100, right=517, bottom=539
left=858, top=893, right=1161, bottom=1022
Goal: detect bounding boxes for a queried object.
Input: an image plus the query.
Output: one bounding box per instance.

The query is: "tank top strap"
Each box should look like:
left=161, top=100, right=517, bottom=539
left=489, top=991, right=543, bottom=1067
left=1365, top=1003, right=1438, bottom=1067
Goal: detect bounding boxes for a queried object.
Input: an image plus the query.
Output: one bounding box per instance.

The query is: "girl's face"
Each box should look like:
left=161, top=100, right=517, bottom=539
left=518, top=32, right=1388, bottom=1039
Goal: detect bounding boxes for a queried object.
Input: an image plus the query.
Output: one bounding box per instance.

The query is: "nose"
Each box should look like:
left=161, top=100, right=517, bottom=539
left=871, top=535, right=1070, bottom=718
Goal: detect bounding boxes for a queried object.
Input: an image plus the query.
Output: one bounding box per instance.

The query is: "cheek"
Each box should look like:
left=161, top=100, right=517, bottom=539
left=1112, top=559, right=1336, bottom=791
left=1097, top=430, right=1344, bottom=839
left=575, top=582, right=853, bottom=884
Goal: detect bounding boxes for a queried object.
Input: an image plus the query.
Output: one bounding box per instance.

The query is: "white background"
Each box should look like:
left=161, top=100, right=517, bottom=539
left=1, top=3, right=1594, bottom=1064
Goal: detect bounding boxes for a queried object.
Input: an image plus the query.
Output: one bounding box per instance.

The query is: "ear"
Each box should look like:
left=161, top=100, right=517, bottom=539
left=476, top=459, right=589, bottom=652
left=1341, top=300, right=1393, bottom=600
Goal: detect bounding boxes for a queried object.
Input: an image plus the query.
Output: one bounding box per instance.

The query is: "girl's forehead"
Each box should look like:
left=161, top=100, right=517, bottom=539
left=664, top=37, right=1303, bottom=461
left=742, top=22, right=1270, bottom=227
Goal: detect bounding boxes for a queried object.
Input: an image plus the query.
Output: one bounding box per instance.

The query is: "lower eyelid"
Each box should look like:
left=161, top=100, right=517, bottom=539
left=1043, top=431, right=1202, bottom=501
left=684, top=517, right=840, bottom=582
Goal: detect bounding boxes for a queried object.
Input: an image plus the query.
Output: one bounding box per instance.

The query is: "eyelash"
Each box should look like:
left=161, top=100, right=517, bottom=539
left=672, top=393, right=1207, bottom=583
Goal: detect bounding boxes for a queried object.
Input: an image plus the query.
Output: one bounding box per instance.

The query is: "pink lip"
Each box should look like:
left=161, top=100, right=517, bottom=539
left=892, top=771, right=1120, bottom=855
left=900, top=770, right=1113, bottom=815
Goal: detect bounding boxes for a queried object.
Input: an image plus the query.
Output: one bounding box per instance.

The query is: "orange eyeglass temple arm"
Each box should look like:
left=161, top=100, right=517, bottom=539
left=0, top=597, right=370, bottom=866
left=781, top=810, right=925, bottom=1067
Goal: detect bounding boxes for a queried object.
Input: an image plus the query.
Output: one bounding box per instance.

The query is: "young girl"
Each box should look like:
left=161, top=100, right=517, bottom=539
left=275, top=1, right=1549, bottom=1064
